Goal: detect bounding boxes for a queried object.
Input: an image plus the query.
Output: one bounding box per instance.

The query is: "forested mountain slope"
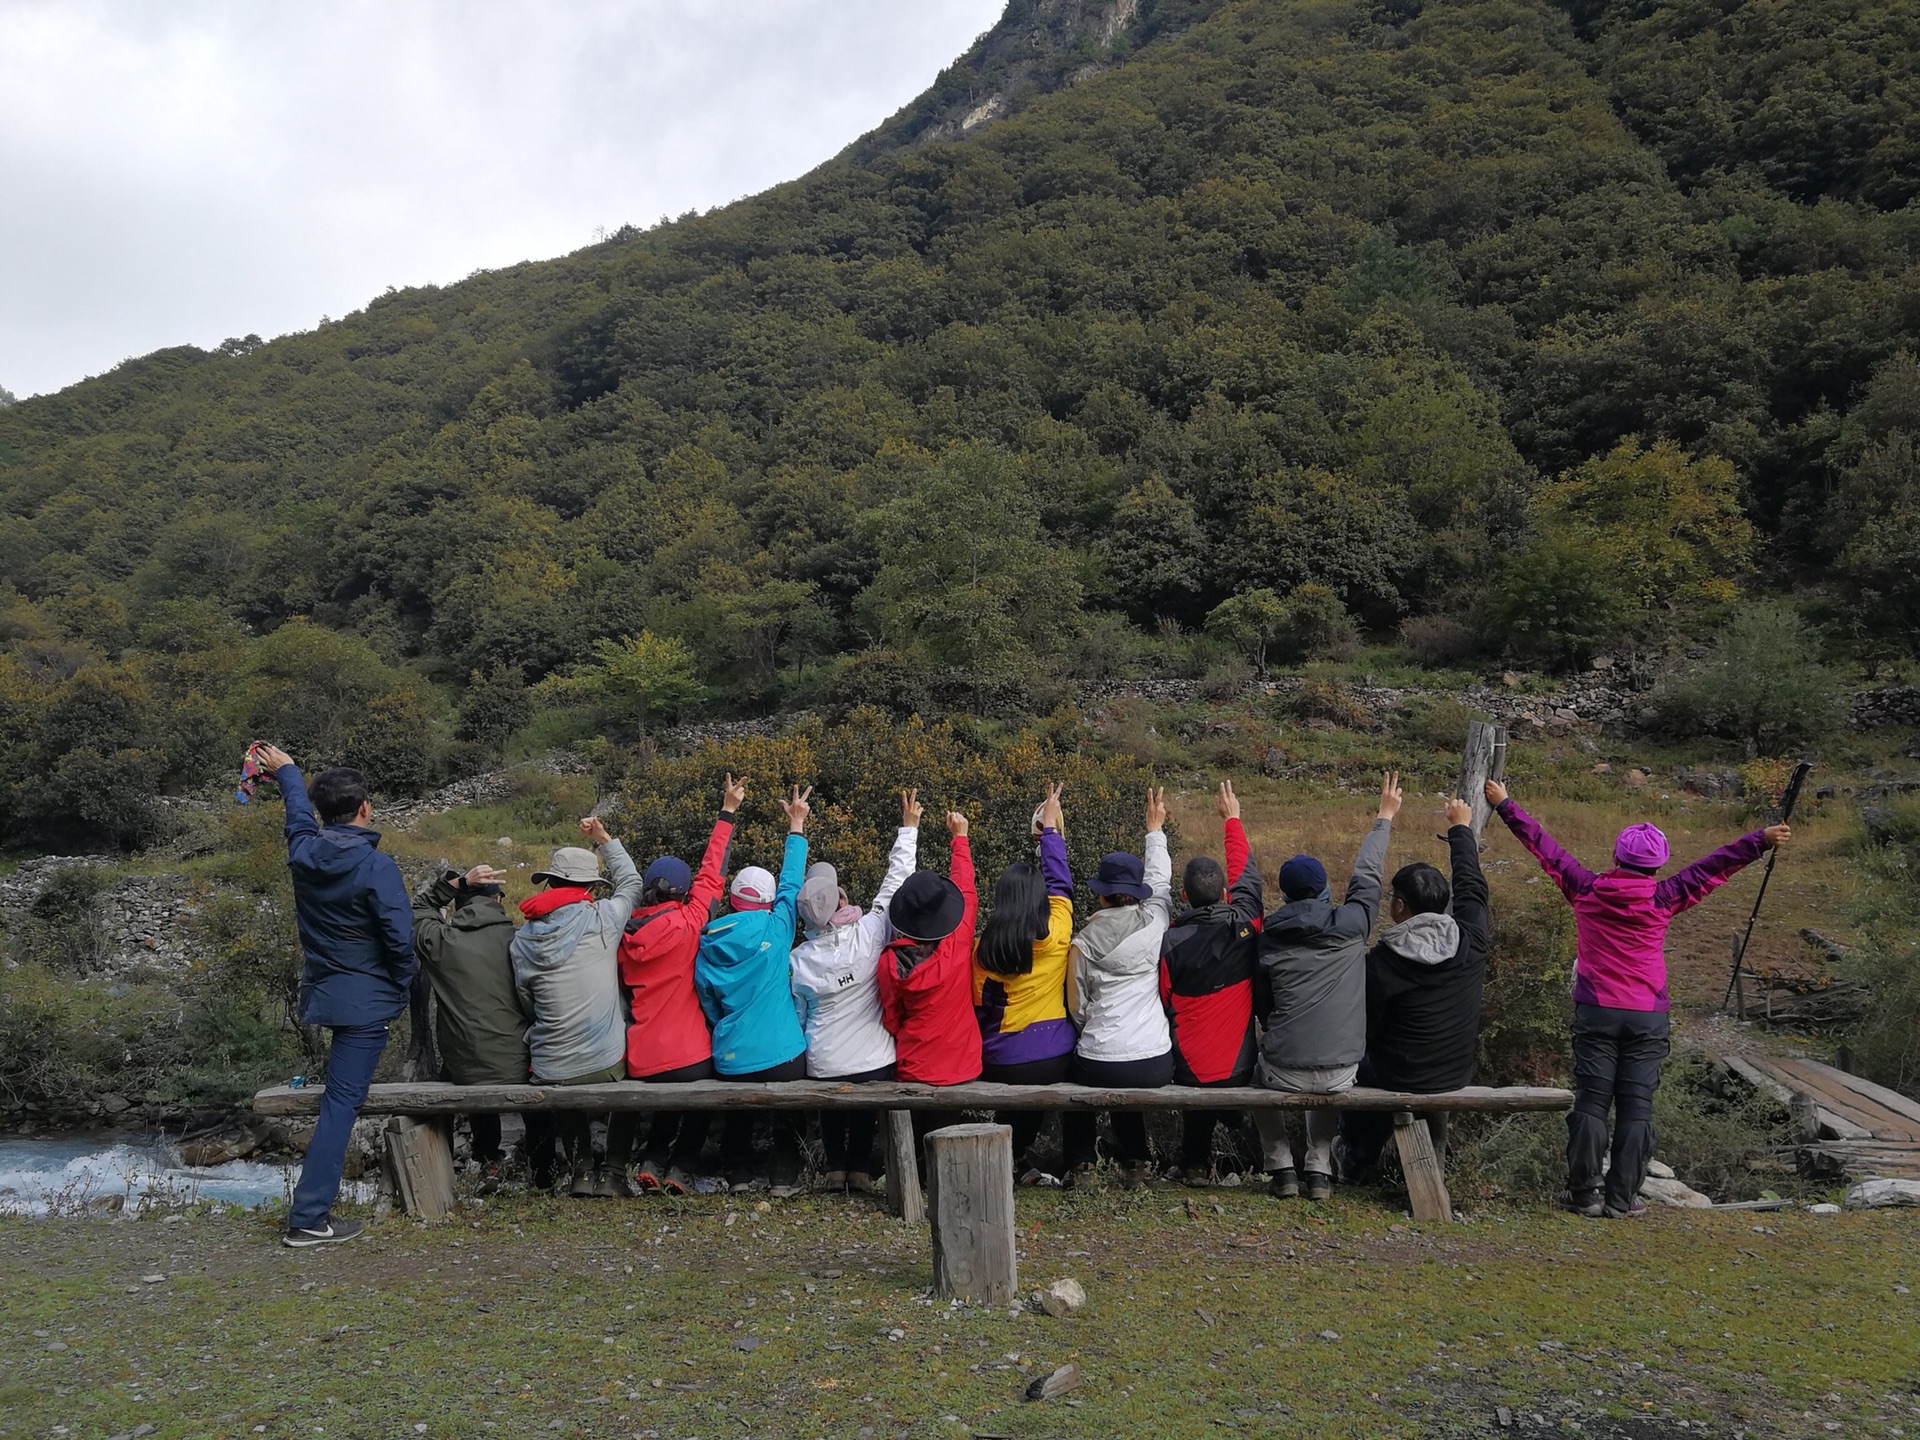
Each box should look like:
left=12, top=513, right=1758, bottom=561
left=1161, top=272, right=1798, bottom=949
left=0, top=0, right=1915, bottom=849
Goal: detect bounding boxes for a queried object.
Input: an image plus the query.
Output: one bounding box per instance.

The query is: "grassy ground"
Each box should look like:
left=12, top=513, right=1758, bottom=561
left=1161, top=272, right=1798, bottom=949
left=3, top=1186, right=1917, bottom=1440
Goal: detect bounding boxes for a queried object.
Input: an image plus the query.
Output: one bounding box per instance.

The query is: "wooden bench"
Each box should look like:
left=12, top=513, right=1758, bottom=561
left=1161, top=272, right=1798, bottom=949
left=254, top=1079, right=1570, bottom=1229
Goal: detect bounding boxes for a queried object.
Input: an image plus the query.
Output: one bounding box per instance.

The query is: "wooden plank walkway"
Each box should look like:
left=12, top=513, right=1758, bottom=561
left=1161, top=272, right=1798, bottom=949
left=1720, top=1049, right=1920, bottom=1181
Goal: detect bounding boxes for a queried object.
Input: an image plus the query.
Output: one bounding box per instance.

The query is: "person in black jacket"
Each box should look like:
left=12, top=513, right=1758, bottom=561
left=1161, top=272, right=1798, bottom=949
left=1337, top=795, right=1490, bottom=1181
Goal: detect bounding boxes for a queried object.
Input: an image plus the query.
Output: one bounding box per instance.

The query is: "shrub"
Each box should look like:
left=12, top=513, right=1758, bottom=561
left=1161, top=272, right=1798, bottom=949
left=1281, top=679, right=1375, bottom=729
left=1476, top=887, right=1575, bottom=1086
left=1649, top=602, right=1842, bottom=755
left=1483, top=534, right=1631, bottom=669
left=458, top=663, right=532, bottom=754
left=1399, top=613, right=1479, bottom=665
left=1394, top=695, right=1485, bottom=755
left=1271, top=583, right=1362, bottom=665
left=1198, top=658, right=1255, bottom=702
left=604, top=708, right=1169, bottom=912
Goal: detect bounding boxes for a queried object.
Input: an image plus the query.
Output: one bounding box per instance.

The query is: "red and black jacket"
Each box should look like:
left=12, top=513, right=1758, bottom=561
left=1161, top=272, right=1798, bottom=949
left=1159, top=818, right=1263, bottom=1085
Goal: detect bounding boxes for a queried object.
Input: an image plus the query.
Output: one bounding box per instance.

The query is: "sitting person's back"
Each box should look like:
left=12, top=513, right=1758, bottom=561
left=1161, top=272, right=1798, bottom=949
left=512, top=822, right=641, bottom=1085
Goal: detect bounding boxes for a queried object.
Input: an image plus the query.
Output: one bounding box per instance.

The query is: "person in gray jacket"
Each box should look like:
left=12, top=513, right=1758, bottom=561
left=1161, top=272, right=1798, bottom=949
left=512, top=816, right=643, bottom=1198
left=1253, top=771, right=1401, bottom=1202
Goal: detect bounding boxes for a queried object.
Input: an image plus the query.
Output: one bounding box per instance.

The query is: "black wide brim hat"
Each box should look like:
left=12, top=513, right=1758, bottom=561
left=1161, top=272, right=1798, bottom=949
left=888, top=871, right=965, bottom=943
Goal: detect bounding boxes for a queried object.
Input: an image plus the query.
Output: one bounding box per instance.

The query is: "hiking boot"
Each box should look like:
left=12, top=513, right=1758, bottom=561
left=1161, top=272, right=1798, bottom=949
left=1303, top=1171, right=1333, bottom=1203
left=845, top=1171, right=878, bottom=1195
left=820, top=1169, right=848, bottom=1194
left=283, top=1218, right=365, bottom=1248
left=1063, top=1162, right=1098, bottom=1190
left=1267, top=1167, right=1300, bottom=1200
left=634, top=1165, right=665, bottom=1194
left=1118, top=1161, right=1154, bottom=1191
left=1019, top=1166, right=1064, bottom=1189
left=595, top=1166, right=638, bottom=1199
left=660, top=1165, right=693, bottom=1197
left=569, top=1160, right=597, bottom=1198
left=769, top=1180, right=802, bottom=1200
left=1602, top=1197, right=1648, bottom=1220
left=1560, top=1188, right=1604, bottom=1219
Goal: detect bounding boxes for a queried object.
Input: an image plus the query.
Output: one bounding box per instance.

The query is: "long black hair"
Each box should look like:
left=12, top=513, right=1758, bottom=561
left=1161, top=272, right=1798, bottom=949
left=976, top=861, right=1053, bottom=977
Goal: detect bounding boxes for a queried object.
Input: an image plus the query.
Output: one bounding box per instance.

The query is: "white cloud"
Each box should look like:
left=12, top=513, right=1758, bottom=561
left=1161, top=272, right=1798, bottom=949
left=0, top=0, right=1003, bottom=398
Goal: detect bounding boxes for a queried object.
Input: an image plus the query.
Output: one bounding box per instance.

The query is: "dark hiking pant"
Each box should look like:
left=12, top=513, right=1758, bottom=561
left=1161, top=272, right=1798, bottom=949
left=1336, top=1055, right=1453, bottom=1180
left=1176, top=1067, right=1253, bottom=1172
left=982, top=1052, right=1073, bottom=1168
left=816, top=1063, right=894, bottom=1174
left=719, top=1054, right=807, bottom=1186
left=540, top=1059, right=636, bottom=1175
left=1569, top=1004, right=1671, bottom=1211
left=1062, top=1050, right=1174, bottom=1169
left=639, top=1057, right=715, bottom=1173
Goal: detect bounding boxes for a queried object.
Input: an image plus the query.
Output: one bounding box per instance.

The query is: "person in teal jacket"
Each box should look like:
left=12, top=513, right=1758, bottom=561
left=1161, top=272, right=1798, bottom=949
left=696, top=785, right=812, bottom=1196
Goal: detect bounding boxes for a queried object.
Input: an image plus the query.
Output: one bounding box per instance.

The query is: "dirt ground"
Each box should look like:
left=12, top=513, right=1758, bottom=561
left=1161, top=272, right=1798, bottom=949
left=4, top=1186, right=1917, bottom=1440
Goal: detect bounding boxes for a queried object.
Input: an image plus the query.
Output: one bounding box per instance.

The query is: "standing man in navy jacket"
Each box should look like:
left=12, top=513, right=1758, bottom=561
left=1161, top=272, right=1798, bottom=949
left=257, top=744, right=415, bottom=1247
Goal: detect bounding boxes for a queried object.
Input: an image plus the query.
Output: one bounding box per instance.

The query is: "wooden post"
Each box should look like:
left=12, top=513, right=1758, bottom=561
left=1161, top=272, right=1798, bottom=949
left=384, top=1116, right=455, bottom=1219
left=883, top=1110, right=925, bottom=1225
left=1393, top=1111, right=1453, bottom=1224
left=1454, top=719, right=1509, bottom=845
left=925, top=1122, right=1018, bottom=1306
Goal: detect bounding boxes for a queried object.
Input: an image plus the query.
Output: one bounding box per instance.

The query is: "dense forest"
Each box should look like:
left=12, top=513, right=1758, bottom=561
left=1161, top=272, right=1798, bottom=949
left=0, top=0, right=1916, bottom=850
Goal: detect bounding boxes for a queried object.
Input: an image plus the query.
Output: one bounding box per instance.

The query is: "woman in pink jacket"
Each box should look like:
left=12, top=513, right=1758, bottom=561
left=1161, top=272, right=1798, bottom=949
left=1486, top=779, right=1790, bottom=1219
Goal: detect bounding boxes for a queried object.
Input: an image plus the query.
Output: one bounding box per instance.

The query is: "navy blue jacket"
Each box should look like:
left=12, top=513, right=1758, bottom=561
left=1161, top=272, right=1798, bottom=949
left=280, top=764, right=416, bottom=1028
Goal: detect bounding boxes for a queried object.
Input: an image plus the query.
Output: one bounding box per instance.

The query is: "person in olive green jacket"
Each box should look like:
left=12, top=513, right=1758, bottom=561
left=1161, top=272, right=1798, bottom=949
left=412, top=863, right=557, bottom=1188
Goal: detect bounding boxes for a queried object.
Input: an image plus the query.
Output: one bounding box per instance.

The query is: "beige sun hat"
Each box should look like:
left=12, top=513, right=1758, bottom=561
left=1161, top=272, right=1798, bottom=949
left=531, top=846, right=606, bottom=887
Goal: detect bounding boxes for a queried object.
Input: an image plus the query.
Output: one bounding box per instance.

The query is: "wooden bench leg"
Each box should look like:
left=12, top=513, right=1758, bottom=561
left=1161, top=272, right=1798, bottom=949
left=384, top=1115, right=455, bottom=1220
left=1393, top=1111, right=1454, bottom=1224
left=883, top=1110, right=925, bottom=1225
left=926, top=1122, right=1017, bottom=1306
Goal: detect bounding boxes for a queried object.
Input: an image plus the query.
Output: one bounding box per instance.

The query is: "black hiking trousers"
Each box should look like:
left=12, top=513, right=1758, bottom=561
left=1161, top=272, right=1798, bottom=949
left=1568, top=1003, right=1671, bottom=1211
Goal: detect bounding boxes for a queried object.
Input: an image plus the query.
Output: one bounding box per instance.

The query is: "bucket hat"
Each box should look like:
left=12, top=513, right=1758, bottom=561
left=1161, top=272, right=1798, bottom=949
left=888, top=871, right=964, bottom=942
left=532, top=846, right=606, bottom=887
left=1088, top=851, right=1150, bottom=900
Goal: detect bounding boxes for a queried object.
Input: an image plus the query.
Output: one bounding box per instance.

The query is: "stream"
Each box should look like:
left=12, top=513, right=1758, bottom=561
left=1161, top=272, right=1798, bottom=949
left=0, top=1132, right=306, bottom=1216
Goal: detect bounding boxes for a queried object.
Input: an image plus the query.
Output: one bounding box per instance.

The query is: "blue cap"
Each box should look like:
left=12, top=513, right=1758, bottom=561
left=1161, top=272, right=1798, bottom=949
left=1089, top=851, right=1150, bottom=900
left=643, top=856, right=692, bottom=895
left=1278, top=854, right=1329, bottom=902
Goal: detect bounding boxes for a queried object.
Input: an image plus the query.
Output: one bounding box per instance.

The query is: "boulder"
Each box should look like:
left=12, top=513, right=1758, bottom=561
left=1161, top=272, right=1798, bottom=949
left=179, top=1122, right=266, bottom=1168
left=1846, top=1178, right=1920, bottom=1209
left=1260, top=747, right=1288, bottom=777
left=1640, top=1175, right=1712, bottom=1209
left=1035, top=1278, right=1086, bottom=1317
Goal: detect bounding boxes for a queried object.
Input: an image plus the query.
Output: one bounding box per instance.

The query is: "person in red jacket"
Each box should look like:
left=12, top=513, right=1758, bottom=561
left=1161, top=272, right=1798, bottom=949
left=1159, top=780, right=1263, bottom=1183
left=878, top=809, right=980, bottom=1161
left=617, top=773, right=744, bottom=1194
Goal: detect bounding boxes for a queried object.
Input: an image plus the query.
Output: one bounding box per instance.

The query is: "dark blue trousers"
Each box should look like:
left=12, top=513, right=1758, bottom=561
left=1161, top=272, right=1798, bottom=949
left=289, top=1022, right=389, bottom=1230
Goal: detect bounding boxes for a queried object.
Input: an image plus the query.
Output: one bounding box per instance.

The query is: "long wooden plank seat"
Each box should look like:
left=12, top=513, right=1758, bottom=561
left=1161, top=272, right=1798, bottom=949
left=254, top=1080, right=1570, bottom=1227
left=253, top=1079, right=1572, bottom=1117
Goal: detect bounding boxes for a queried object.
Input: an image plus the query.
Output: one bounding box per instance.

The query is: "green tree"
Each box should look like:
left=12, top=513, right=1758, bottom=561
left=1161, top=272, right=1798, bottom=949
left=537, top=631, right=704, bottom=734
left=1484, top=534, right=1632, bottom=670
left=1652, top=603, right=1842, bottom=756
left=1205, top=588, right=1287, bottom=674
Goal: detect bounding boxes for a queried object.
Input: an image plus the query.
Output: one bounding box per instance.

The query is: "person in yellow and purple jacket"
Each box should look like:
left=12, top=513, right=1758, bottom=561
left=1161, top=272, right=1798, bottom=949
left=973, top=782, right=1076, bottom=1186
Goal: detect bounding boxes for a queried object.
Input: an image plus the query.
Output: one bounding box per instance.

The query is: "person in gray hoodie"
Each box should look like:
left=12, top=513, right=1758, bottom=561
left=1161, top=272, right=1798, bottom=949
left=1253, top=771, right=1401, bottom=1202
left=512, top=816, right=643, bottom=1198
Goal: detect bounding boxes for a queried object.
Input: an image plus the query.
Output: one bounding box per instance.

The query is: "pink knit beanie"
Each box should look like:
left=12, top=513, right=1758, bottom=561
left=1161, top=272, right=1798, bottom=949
left=1613, top=823, right=1669, bottom=871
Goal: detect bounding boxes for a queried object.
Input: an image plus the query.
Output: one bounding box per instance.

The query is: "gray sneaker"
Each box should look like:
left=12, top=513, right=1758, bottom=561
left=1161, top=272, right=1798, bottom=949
left=283, top=1218, right=364, bottom=1248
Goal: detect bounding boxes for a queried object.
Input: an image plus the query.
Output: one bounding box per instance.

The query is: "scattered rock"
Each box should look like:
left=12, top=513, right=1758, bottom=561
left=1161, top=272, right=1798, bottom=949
left=1035, top=1278, right=1086, bottom=1318
left=1808, top=1203, right=1842, bottom=1215
left=1624, top=769, right=1649, bottom=789
left=1260, top=747, right=1288, bottom=777
left=142, top=1273, right=165, bottom=1284
left=1319, top=1330, right=1341, bottom=1342
left=1194, top=1307, right=1215, bottom=1328
left=1590, top=762, right=1611, bottom=775
left=1847, top=1178, right=1920, bottom=1209
left=1861, top=807, right=1900, bottom=846
left=1675, top=767, right=1742, bottom=799
left=733, top=1335, right=763, bottom=1353
left=1645, top=1158, right=1675, bottom=1179
left=180, top=1121, right=269, bottom=1168
left=88, top=1194, right=125, bottom=1214
left=1024, top=1363, right=1083, bottom=1402
left=1640, top=1175, right=1713, bottom=1209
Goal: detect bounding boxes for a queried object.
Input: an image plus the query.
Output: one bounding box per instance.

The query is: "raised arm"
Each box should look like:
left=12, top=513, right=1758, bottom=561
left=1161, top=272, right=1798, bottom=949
left=267, top=750, right=319, bottom=857
left=1339, top=772, right=1398, bottom=932
left=581, top=816, right=642, bottom=929
left=1219, top=782, right=1263, bottom=924
left=1444, top=797, right=1491, bottom=959
left=1144, top=787, right=1172, bottom=919
left=689, top=773, right=746, bottom=910
left=948, top=814, right=977, bottom=936
left=1655, top=828, right=1778, bottom=915
left=410, top=870, right=459, bottom=958
left=871, top=789, right=923, bottom=914
left=1488, top=780, right=1594, bottom=899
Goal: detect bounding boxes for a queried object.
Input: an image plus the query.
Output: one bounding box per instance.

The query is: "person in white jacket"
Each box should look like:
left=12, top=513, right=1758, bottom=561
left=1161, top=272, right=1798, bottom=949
left=1061, top=787, right=1173, bottom=1189
left=789, top=789, right=921, bottom=1193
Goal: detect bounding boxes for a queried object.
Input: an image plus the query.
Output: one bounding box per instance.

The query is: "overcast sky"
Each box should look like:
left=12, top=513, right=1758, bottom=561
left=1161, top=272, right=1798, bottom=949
left=0, top=0, right=1003, bottom=400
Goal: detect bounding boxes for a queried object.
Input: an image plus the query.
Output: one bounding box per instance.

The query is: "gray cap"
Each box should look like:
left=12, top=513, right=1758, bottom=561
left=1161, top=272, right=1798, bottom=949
left=531, top=846, right=605, bottom=887
left=798, top=861, right=841, bottom=930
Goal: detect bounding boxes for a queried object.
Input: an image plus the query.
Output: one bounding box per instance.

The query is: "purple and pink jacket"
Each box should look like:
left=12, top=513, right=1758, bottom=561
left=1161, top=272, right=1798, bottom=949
left=973, top=827, right=1076, bottom=1067
left=1495, top=799, right=1768, bottom=1013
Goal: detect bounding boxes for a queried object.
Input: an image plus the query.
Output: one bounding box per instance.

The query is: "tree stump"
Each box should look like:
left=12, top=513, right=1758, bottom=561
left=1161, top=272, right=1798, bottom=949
left=383, top=1115, right=455, bottom=1219
left=925, top=1122, right=1017, bottom=1305
left=883, top=1110, right=925, bottom=1225
left=1454, top=719, right=1509, bottom=845
left=1393, top=1111, right=1454, bottom=1224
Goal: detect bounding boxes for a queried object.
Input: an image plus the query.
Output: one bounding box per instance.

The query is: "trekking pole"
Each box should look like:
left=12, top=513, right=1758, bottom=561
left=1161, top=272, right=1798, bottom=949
left=1721, top=760, right=1813, bottom=1014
